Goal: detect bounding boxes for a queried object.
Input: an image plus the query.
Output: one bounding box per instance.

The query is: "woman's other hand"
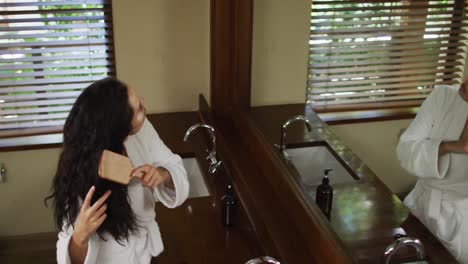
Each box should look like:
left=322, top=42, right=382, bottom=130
left=462, top=138, right=468, bottom=154
left=439, top=119, right=468, bottom=155
left=69, top=186, right=110, bottom=263
left=72, top=186, right=110, bottom=245
left=439, top=139, right=468, bottom=156
left=131, top=164, right=173, bottom=189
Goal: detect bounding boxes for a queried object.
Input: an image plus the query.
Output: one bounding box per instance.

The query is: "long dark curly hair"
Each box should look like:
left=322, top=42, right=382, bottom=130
left=45, top=77, right=138, bottom=243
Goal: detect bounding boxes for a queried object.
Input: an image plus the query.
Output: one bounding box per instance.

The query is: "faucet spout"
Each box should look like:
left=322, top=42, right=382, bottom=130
left=278, top=115, right=313, bottom=159
left=184, top=123, right=215, bottom=145
left=383, top=236, right=426, bottom=264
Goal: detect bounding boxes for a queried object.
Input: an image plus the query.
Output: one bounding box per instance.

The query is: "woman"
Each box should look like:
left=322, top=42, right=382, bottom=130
left=45, top=78, right=189, bottom=263
left=397, top=82, right=468, bottom=262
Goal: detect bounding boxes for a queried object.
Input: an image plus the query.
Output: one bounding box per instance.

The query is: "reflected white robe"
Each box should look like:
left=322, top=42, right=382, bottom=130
left=56, top=118, right=189, bottom=264
left=397, top=85, right=468, bottom=263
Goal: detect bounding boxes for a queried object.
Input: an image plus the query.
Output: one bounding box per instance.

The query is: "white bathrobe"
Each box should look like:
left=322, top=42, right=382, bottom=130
left=56, top=118, right=190, bottom=264
left=397, top=85, right=468, bottom=263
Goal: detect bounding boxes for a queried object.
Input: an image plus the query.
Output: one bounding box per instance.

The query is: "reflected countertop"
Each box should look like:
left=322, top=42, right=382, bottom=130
left=250, top=103, right=457, bottom=264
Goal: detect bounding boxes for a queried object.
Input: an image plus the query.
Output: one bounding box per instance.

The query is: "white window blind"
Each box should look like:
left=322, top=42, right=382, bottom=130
left=0, top=0, right=114, bottom=131
left=307, top=0, right=467, bottom=111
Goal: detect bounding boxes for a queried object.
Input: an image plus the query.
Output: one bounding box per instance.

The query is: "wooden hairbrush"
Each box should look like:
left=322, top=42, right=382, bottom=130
left=98, top=150, right=134, bottom=185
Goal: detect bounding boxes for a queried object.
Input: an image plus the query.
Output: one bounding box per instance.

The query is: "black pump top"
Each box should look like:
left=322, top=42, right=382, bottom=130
left=226, top=184, right=233, bottom=195
left=322, top=169, right=333, bottom=184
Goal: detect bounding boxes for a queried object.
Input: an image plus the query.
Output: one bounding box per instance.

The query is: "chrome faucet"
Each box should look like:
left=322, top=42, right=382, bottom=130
left=245, top=256, right=280, bottom=264
left=276, top=115, right=312, bottom=160
left=184, top=123, right=222, bottom=174
left=382, top=236, right=426, bottom=264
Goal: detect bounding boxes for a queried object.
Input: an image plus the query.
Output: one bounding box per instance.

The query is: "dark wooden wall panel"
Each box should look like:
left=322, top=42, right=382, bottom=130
left=210, top=0, right=253, bottom=117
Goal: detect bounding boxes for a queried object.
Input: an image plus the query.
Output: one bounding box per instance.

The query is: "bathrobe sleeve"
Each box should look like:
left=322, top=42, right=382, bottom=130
left=56, top=223, right=100, bottom=264
left=396, top=87, right=450, bottom=179
left=143, top=119, right=189, bottom=208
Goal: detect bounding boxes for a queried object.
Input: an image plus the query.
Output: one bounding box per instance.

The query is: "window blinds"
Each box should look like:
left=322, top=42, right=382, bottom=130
left=0, top=0, right=114, bottom=131
left=308, top=0, right=467, bottom=111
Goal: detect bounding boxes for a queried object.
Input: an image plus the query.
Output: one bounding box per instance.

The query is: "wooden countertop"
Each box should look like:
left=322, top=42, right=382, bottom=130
left=250, top=104, right=457, bottom=264
left=154, top=196, right=261, bottom=263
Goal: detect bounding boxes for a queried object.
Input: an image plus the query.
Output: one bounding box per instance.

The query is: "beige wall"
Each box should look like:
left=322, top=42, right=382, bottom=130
left=251, top=0, right=310, bottom=106
left=0, top=149, right=60, bottom=236
left=329, top=120, right=417, bottom=194
left=0, top=0, right=210, bottom=236
left=113, top=0, right=210, bottom=113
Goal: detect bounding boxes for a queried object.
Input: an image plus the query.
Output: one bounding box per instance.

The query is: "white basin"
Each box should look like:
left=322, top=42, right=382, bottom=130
left=285, top=146, right=356, bottom=186
left=182, top=157, right=210, bottom=198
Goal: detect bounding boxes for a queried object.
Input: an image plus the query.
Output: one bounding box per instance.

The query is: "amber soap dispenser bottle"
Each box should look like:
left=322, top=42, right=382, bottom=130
left=316, top=169, right=333, bottom=219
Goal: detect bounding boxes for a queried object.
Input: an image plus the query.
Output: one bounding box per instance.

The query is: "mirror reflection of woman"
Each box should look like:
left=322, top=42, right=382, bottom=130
left=45, top=78, right=189, bottom=263
left=397, top=81, right=468, bottom=263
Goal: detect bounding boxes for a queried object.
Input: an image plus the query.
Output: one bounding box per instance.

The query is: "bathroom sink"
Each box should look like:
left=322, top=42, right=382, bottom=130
left=284, top=143, right=358, bottom=186
left=182, top=157, right=210, bottom=198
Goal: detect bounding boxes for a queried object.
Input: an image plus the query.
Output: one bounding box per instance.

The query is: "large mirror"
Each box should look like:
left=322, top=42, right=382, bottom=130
left=249, top=0, right=467, bottom=263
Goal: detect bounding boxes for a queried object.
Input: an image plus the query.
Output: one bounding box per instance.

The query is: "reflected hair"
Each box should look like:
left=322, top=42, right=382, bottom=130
left=45, top=77, right=138, bottom=243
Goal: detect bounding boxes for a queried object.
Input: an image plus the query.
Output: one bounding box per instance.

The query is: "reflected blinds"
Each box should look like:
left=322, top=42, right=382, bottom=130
left=0, top=0, right=114, bottom=130
left=307, top=0, right=467, bottom=111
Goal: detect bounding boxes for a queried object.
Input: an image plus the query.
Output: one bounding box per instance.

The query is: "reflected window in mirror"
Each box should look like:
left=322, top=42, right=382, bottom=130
left=307, top=0, right=468, bottom=113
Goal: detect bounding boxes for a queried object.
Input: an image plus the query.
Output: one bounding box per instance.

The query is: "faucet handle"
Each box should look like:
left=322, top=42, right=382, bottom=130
left=206, top=151, right=218, bottom=162
left=208, top=160, right=222, bottom=174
